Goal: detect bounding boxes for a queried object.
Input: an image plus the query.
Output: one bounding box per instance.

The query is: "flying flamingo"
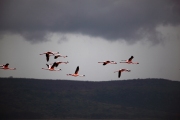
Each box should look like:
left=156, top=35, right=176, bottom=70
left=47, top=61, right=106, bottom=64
left=39, top=51, right=59, bottom=62
left=54, top=54, right=68, bottom=59
left=114, top=69, right=131, bottom=78
left=53, top=61, right=69, bottom=67
left=120, top=56, right=139, bottom=64
left=98, top=61, right=117, bottom=65
left=42, top=62, right=61, bottom=71
left=67, top=66, right=85, bottom=77
left=0, top=63, right=16, bottom=70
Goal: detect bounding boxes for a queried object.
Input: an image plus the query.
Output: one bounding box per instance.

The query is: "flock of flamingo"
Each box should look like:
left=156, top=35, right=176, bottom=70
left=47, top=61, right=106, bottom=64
left=98, top=55, right=139, bottom=78
left=0, top=51, right=139, bottom=78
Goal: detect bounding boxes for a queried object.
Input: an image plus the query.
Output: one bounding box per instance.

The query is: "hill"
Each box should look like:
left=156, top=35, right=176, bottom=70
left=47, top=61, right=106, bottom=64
left=0, top=78, right=180, bottom=119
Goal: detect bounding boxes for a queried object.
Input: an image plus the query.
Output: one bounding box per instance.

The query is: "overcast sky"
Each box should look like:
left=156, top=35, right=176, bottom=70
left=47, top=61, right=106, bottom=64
left=0, top=0, right=180, bottom=81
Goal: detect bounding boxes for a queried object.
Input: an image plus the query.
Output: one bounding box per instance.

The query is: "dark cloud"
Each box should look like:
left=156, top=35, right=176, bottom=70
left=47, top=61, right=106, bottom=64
left=0, top=0, right=180, bottom=44
left=57, top=34, right=68, bottom=44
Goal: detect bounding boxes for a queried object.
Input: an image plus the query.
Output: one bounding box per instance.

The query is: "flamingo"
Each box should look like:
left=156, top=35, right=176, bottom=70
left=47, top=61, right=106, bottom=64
left=39, top=51, right=59, bottom=62
left=120, top=56, right=139, bottom=64
left=42, top=62, right=61, bottom=71
left=0, top=63, right=16, bottom=70
left=114, top=69, right=131, bottom=78
left=98, top=61, right=117, bottom=65
left=67, top=66, right=85, bottom=77
left=54, top=54, right=68, bottom=59
left=53, top=61, right=69, bottom=67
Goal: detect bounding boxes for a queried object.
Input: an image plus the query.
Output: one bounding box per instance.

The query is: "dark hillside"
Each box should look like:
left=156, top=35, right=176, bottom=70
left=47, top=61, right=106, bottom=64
left=0, top=78, right=180, bottom=119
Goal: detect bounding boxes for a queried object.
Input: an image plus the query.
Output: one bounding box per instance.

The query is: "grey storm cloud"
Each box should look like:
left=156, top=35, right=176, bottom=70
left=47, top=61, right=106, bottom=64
left=0, top=0, right=180, bottom=44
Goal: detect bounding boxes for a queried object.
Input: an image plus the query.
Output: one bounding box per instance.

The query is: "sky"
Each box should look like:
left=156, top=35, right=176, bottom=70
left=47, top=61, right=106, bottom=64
left=0, top=0, right=180, bottom=81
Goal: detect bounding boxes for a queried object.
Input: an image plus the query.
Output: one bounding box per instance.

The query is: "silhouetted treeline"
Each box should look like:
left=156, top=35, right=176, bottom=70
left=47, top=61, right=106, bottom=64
left=0, top=78, right=180, bottom=119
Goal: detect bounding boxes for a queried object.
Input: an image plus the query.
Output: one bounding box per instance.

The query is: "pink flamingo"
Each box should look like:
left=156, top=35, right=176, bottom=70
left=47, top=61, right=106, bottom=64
left=54, top=54, right=68, bottom=59
left=114, top=69, right=131, bottom=78
left=40, top=51, right=59, bottom=62
left=0, top=63, right=16, bottom=70
left=120, top=56, right=139, bottom=64
left=53, top=61, right=69, bottom=67
left=67, top=66, right=85, bottom=77
left=42, top=62, right=61, bottom=71
left=98, top=61, right=117, bottom=65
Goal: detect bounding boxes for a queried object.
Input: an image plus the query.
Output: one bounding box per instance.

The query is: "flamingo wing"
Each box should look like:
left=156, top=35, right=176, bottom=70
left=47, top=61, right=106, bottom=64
left=128, top=56, right=134, bottom=61
left=46, top=54, right=49, bottom=62
left=75, top=66, right=79, bottom=74
left=103, top=62, right=107, bottom=65
left=51, top=62, right=57, bottom=68
left=54, top=62, right=59, bottom=67
left=47, top=51, right=53, bottom=54
left=46, top=64, right=49, bottom=68
left=54, top=56, right=58, bottom=59
left=118, top=71, right=121, bottom=78
left=5, top=63, right=9, bottom=67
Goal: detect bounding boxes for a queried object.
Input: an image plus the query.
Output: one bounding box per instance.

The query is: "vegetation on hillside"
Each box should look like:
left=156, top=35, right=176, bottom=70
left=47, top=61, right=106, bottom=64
left=0, top=78, right=180, bottom=119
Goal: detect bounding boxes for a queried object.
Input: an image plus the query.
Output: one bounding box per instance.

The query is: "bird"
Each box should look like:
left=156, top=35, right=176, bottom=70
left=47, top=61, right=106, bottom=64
left=98, top=61, right=117, bottom=65
left=67, top=66, right=85, bottom=77
left=120, top=56, right=139, bottom=64
left=39, top=51, right=59, bottom=62
left=53, top=61, right=69, bottom=67
left=54, top=54, right=68, bottom=59
left=42, top=62, right=61, bottom=71
left=0, top=63, right=16, bottom=70
left=114, top=69, right=131, bottom=78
